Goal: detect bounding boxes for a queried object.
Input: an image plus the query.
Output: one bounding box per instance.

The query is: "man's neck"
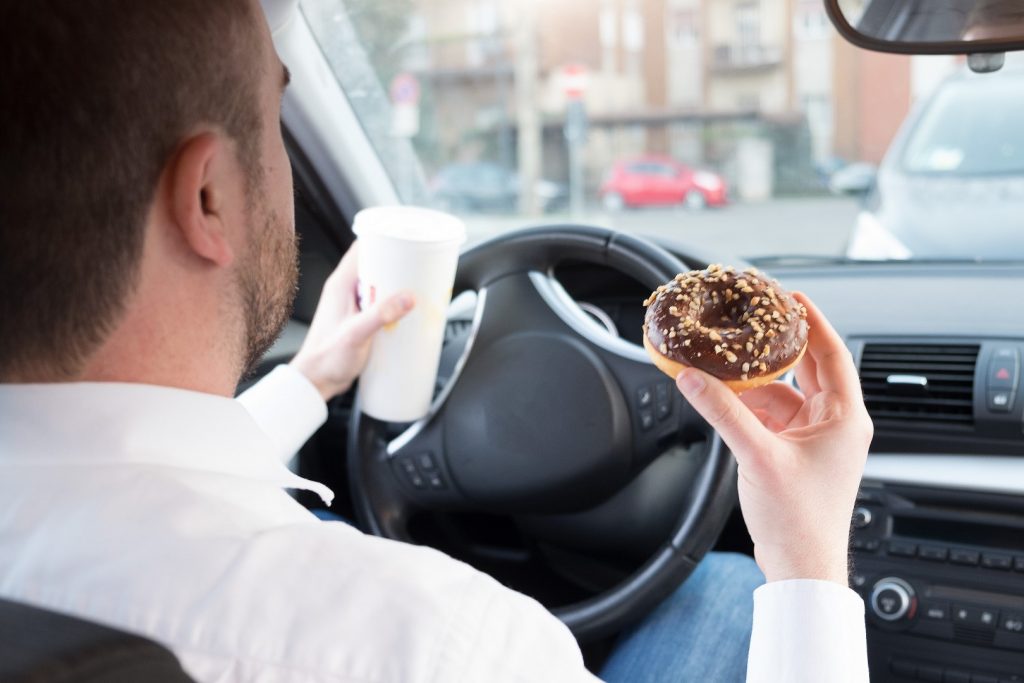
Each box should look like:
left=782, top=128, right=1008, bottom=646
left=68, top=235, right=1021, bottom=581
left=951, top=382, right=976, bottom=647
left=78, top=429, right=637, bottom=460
left=76, top=274, right=242, bottom=397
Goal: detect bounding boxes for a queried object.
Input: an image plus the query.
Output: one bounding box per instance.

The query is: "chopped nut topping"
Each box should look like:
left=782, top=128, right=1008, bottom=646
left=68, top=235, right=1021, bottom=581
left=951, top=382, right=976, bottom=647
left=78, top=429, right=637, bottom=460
left=724, top=350, right=738, bottom=363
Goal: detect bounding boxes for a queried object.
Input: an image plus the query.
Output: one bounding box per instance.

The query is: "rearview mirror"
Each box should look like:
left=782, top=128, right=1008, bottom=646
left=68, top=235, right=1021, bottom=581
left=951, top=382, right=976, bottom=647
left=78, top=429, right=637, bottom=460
left=826, top=0, right=1024, bottom=68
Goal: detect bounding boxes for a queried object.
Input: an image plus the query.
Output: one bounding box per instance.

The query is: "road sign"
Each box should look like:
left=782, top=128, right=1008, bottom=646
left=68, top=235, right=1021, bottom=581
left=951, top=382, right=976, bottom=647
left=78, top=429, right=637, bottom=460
left=561, top=63, right=589, bottom=100
left=390, top=72, right=421, bottom=106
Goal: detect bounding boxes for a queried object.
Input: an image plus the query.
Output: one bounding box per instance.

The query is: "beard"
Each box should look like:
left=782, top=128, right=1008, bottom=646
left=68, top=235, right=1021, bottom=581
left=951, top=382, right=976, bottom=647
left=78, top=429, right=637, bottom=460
left=236, top=200, right=299, bottom=379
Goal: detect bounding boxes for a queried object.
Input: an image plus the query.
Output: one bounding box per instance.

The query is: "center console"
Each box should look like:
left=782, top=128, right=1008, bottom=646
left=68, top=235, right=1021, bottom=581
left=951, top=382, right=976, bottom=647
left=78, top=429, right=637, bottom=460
left=853, top=483, right=1024, bottom=682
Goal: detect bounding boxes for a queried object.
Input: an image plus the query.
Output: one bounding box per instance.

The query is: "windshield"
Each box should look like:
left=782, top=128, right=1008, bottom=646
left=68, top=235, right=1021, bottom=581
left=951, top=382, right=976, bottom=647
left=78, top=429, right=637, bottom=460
left=300, top=0, right=1016, bottom=263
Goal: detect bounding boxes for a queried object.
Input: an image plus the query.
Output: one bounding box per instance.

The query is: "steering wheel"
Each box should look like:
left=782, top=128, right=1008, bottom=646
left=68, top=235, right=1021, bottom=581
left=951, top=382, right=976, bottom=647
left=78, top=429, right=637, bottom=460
left=348, top=225, right=737, bottom=642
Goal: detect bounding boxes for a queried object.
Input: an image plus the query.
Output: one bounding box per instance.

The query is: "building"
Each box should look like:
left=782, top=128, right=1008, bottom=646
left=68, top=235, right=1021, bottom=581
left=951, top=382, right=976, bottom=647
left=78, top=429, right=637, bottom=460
left=401, top=0, right=953, bottom=201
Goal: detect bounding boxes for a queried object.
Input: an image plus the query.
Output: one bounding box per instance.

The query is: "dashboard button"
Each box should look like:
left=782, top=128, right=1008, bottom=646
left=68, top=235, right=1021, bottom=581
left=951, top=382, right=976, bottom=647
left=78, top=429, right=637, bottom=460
left=988, top=390, right=1014, bottom=413
left=1001, top=613, right=1024, bottom=633
left=888, top=540, right=917, bottom=557
left=852, top=506, right=873, bottom=529
left=982, top=553, right=1013, bottom=570
left=988, top=348, right=1020, bottom=390
left=922, top=601, right=949, bottom=621
left=950, top=549, right=980, bottom=565
left=920, top=545, right=949, bottom=561
left=852, top=537, right=879, bottom=552
left=954, top=605, right=998, bottom=629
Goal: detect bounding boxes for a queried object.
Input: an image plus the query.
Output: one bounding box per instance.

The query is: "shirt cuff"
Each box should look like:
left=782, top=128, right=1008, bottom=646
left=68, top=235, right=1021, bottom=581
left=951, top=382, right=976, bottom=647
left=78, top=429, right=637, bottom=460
left=236, top=365, right=328, bottom=464
left=747, top=579, right=869, bottom=683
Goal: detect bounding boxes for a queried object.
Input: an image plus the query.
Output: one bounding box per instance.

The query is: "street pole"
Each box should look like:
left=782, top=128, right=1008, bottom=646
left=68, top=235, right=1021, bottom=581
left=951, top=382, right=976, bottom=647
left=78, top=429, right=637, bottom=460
left=515, top=1, right=541, bottom=217
left=565, top=100, right=587, bottom=220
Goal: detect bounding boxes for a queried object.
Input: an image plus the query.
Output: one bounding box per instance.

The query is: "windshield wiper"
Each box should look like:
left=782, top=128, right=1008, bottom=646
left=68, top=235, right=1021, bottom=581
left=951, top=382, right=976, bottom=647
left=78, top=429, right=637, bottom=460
left=750, top=255, right=881, bottom=267
left=752, top=254, right=1023, bottom=267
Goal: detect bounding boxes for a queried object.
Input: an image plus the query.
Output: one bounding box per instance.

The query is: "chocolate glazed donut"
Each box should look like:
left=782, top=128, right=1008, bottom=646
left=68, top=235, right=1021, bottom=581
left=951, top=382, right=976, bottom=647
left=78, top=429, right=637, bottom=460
left=642, top=264, right=808, bottom=392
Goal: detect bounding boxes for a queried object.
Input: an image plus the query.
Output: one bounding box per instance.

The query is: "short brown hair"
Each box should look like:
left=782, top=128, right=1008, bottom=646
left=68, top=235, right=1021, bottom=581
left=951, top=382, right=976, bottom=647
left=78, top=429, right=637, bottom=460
left=0, top=0, right=265, bottom=380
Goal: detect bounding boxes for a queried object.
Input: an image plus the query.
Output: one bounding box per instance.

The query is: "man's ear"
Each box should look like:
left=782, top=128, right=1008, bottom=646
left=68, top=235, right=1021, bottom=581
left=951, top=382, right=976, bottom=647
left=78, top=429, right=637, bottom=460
left=166, top=132, right=237, bottom=268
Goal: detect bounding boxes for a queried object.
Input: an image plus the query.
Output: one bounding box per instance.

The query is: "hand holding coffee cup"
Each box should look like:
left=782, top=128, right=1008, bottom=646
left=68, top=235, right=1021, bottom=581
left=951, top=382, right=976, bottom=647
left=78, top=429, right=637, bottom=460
left=354, top=206, right=466, bottom=422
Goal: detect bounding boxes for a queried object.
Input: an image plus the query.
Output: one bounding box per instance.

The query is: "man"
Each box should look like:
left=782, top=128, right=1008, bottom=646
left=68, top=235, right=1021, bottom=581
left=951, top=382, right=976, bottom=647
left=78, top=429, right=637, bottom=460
left=0, top=1, right=873, bottom=681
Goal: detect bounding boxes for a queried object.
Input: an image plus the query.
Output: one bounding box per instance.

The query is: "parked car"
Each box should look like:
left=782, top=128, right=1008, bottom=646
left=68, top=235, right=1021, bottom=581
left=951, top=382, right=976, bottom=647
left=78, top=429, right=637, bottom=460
left=599, top=155, right=728, bottom=211
left=429, top=162, right=566, bottom=214
left=847, top=61, right=1024, bottom=260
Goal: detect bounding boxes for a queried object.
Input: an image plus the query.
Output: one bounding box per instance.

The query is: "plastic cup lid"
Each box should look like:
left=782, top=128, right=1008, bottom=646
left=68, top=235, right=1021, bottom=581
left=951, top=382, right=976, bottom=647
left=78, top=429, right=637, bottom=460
left=353, top=206, right=466, bottom=245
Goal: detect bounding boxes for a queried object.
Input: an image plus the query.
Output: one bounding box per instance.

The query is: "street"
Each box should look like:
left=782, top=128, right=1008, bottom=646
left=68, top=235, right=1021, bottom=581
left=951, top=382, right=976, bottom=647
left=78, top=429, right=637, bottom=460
left=462, top=196, right=861, bottom=262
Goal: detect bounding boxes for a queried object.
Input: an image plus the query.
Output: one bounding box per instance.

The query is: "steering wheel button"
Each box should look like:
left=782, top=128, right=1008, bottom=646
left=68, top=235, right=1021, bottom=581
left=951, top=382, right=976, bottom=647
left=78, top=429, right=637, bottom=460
left=655, top=383, right=670, bottom=403
left=639, top=410, right=655, bottom=431
left=637, top=386, right=653, bottom=408
left=427, top=473, right=446, bottom=490
left=408, top=472, right=426, bottom=489
left=656, top=401, right=672, bottom=421
left=416, top=453, right=438, bottom=471
left=400, top=460, right=417, bottom=475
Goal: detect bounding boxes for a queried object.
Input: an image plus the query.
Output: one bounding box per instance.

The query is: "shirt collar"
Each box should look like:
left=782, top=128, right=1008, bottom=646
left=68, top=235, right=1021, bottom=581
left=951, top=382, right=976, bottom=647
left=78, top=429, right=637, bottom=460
left=0, top=381, right=333, bottom=505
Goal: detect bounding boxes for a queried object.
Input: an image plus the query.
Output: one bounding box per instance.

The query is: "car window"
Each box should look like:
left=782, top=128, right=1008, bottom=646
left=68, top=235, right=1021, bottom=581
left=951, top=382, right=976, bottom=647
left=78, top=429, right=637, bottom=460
left=902, top=74, right=1024, bottom=176
left=300, top=0, right=1017, bottom=263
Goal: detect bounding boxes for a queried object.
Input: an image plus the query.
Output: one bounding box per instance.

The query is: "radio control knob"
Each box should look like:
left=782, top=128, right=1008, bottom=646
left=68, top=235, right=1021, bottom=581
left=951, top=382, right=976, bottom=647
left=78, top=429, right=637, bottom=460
left=852, top=506, right=873, bottom=529
left=870, top=577, right=916, bottom=622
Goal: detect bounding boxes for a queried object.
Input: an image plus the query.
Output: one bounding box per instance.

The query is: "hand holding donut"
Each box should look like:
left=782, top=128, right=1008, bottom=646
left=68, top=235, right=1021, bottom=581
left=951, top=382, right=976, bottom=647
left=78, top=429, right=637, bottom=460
left=651, top=279, right=873, bottom=585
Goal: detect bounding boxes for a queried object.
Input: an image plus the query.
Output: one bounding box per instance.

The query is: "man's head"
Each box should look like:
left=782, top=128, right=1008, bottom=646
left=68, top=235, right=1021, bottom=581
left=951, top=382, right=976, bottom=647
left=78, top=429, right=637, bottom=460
left=0, top=0, right=297, bottom=385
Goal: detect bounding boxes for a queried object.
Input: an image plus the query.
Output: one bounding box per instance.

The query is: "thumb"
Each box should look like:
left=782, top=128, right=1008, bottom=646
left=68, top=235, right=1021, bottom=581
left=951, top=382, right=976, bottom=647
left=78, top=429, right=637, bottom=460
left=676, top=367, right=772, bottom=463
left=344, top=291, right=416, bottom=346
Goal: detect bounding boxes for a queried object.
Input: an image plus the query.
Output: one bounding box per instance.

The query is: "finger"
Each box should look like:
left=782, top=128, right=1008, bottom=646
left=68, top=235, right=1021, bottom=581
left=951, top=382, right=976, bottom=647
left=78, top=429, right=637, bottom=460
left=324, top=241, right=360, bottom=299
left=752, top=408, right=789, bottom=433
left=739, top=381, right=805, bottom=428
left=337, top=240, right=359, bottom=280
left=676, top=368, right=772, bottom=463
left=794, top=292, right=860, bottom=400
left=341, top=291, right=415, bottom=346
left=793, top=350, right=821, bottom=396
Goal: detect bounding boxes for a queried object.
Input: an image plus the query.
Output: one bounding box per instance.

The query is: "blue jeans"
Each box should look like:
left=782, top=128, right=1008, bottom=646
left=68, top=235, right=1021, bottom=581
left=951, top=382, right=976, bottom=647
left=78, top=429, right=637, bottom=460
left=311, top=511, right=762, bottom=681
left=600, top=552, right=764, bottom=682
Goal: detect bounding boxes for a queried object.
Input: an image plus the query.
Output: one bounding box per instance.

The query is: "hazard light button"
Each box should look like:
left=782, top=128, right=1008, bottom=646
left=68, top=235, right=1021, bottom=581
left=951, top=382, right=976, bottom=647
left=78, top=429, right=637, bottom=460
left=987, top=347, right=1019, bottom=391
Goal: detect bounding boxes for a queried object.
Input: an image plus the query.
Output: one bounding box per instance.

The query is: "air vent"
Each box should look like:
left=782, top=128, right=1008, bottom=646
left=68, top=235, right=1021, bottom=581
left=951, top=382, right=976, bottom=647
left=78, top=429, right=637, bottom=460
left=859, top=343, right=979, bottom=431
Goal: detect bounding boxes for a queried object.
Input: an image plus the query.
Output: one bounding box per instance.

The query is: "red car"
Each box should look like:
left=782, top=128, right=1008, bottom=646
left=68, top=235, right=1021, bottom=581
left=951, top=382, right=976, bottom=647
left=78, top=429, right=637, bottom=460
left=600, top=156, right=728, bottom=210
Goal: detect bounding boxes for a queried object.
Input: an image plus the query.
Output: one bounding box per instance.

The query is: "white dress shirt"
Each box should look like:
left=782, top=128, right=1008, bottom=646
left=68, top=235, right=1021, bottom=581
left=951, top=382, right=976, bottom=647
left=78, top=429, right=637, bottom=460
left=0, top=366, right=868, bottom=682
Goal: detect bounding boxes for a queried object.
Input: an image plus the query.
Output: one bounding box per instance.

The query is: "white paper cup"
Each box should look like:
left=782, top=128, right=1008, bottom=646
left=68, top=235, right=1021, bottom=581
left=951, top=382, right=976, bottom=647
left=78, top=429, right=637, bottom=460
left=353, top=206, right=466, bottom=422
